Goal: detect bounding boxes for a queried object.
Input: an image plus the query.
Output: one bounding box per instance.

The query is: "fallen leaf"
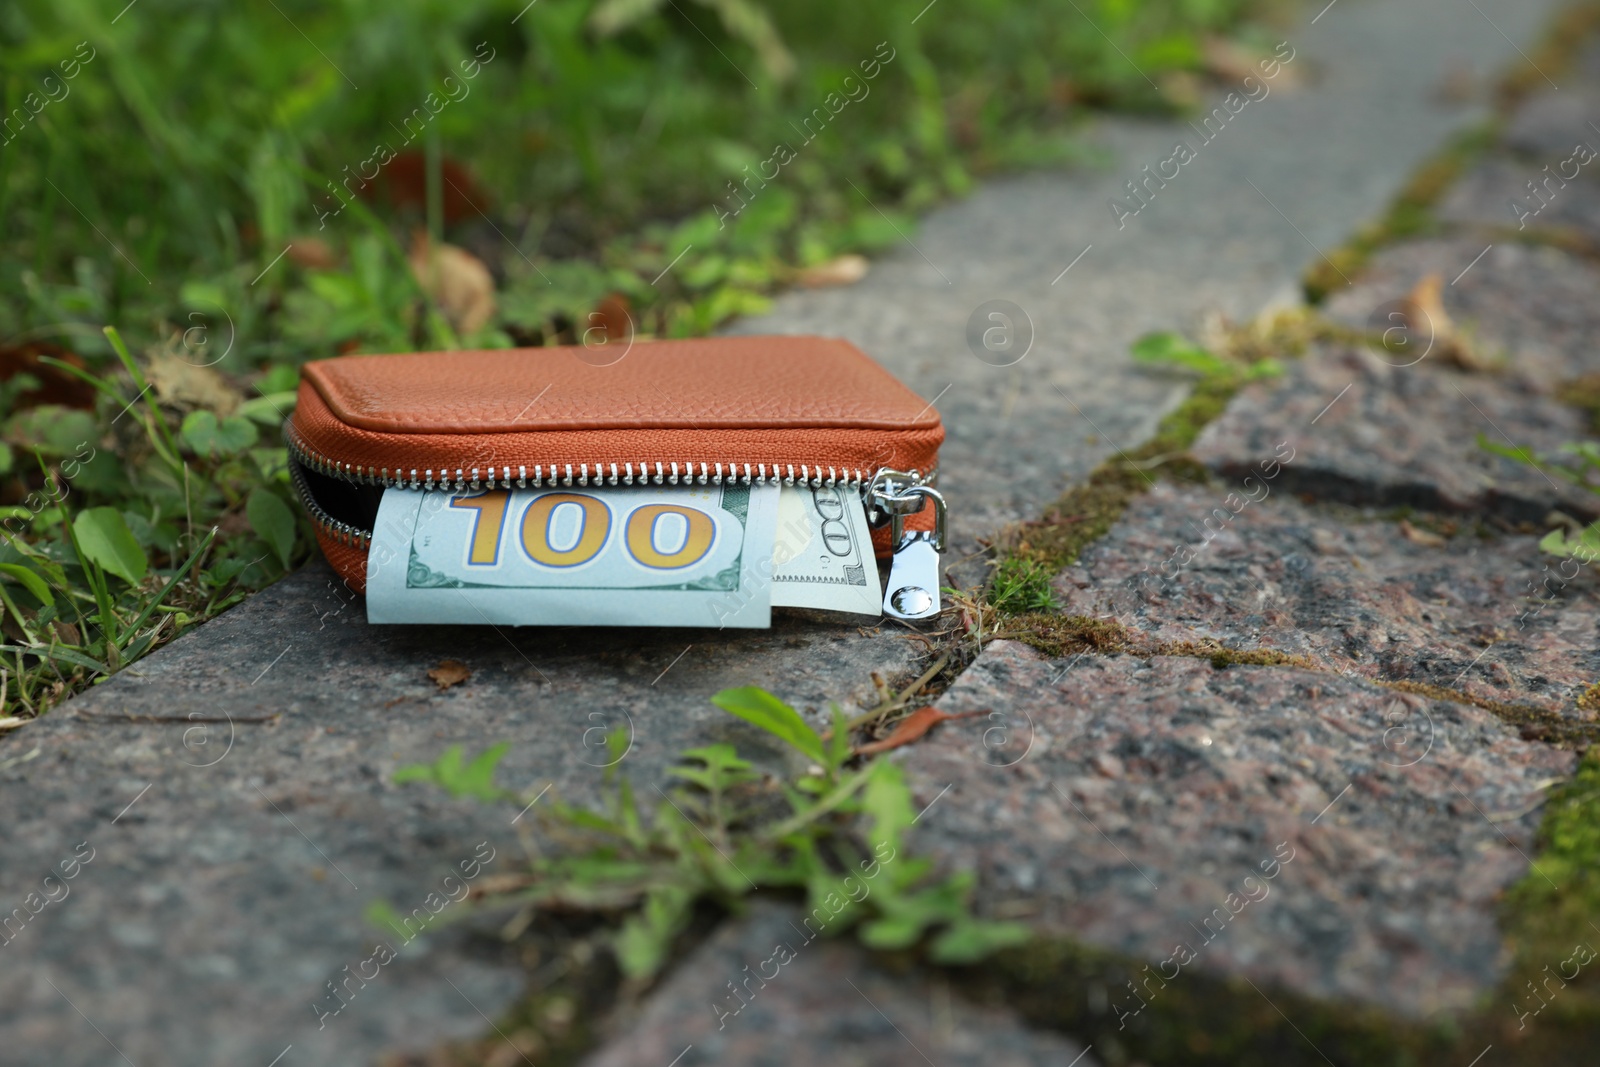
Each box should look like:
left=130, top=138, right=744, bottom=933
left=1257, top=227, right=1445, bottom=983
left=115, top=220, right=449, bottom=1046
left=146, top=346, right=243, bottom=416
left=1397, top=273, right=1492, bottom=371
left=853, top=706, right=989, bottom=757
left=1399, top=519, right=1447, bottom=548
left=589, top=292, right=634, bottom=344
left=1203, top=36, right=1302, bottom=87
left=364, top=151, right=490, bottom=225
left=797, top=254, right=869, bottom=289
left=409, top=233, right=497, bottom=335
left=287, top=236, right=339, bottom=271
left=1406, top=273, right=1454, bottom=340
left=0, top=341, right=97, bottom=410
left=427, top=659, right=471, bottom=691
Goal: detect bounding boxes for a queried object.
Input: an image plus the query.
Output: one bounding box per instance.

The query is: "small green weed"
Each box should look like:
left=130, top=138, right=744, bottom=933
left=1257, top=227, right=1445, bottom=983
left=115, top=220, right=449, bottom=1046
left=1129, top=330, right=1282, bottom=384
left=989, top=556, right=1058, bottom=615
left=1480, top=435, right=1600, bottom=561
left=390, top=685, right=1028, bottom=982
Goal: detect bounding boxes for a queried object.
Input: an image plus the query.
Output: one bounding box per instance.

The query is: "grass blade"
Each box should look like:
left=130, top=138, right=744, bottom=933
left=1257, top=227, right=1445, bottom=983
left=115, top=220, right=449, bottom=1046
left=117, top=526, right=215, bottom=644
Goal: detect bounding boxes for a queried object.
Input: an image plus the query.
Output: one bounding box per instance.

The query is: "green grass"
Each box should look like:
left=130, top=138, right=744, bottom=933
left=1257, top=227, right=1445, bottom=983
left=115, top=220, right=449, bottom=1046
left=0, top=0, right=1284, bottom=720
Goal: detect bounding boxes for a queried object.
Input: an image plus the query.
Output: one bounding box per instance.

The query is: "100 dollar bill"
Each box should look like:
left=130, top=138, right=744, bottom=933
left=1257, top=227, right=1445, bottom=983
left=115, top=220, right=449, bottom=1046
left=770, top=483, right=882, bottom=617
left=367, top=483, right=780, bottom=627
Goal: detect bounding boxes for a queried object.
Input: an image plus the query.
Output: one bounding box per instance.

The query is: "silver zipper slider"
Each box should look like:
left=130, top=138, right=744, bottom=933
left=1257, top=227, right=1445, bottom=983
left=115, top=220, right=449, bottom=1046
left=884, top=535, right=941, bottom=619
left=867, top=478, right=946, bottom=621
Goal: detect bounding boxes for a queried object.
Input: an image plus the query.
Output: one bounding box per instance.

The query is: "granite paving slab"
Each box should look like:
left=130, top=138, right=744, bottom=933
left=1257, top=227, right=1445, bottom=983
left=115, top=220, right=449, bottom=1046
left=1190, top=340, right=1599, bottom=523
left=1322, top=237, right=1600, bottom=385
left=898, top=641, right=1576, bottom=1018
left=1437, top=157, right=1600, bottom=243
left=579, top=901, right=1096, bottom=1067
left=1501, top=85, right=1600, bottom=159
left=1053, top=480, right=1600, bottom=717
left=0, top=561, right=925, bottom=1067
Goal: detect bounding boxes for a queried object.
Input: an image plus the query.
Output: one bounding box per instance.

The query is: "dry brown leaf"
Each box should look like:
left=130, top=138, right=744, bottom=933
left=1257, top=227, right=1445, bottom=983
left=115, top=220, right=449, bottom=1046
left=1407, top=273, right=1454, bottom=340
left=146, top=347, right=243, bottom=416
left=1203, top=36, right=1302, bottom=88
left=409, top=233, right=497, bottom=335
left=1400, top=272, right=1495, bottom=372
left=427, top=659, right=471, bottom=691
left=589, top=292, right=634, bottom=344
left=287, top=236, right=339, bottom=271
left=1398, top=519, right=1447, bottom=548
left=853, top=706, right=989, bottom=757
left=797, top=254, right=869, bottom=289
left=0, top=341, right=97, bottom=410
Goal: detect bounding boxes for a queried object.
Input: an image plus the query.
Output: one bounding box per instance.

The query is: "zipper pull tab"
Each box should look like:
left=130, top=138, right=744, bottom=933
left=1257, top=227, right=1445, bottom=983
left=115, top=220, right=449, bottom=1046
left=884, top=535, right=941, bottom=619
left=880, top=484, right=946, bottom=621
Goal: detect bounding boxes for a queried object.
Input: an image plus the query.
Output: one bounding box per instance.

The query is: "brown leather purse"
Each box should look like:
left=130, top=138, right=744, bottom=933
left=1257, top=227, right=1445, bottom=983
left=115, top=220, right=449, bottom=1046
left=288, top=335, right=944, bottom=593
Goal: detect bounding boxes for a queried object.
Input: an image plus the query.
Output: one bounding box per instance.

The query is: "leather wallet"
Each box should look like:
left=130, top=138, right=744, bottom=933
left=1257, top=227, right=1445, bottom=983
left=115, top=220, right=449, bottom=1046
left=288, top=335, right=944, bottom=593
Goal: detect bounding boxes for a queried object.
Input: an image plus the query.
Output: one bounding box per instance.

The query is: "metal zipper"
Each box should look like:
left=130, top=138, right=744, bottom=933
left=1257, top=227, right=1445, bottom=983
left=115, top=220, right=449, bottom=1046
left=285, top=426, right=943, bottom=550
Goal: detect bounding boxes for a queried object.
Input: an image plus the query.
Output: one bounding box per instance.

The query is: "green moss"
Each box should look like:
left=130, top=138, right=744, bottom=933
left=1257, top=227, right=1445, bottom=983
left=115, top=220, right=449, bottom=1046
left=1304, top=123, right=1496, bottom=303
left=1000, top=613, right=1139, bottom=657
left=947, top=934, right=1452, bottom=1066
left=1007, top=475, right=1148, bottom=576
left=1495, top=750, right=1600, bottom=1044
left=1001, top=375, right=1242, bottom=581
left=1380, top=679, right=1600, bottom=747
left=1139, top=374, right=1239, bottom=464
left=1204, top=647, right=1317, bottom=670
left=1557, top=374, right=1600, bottom=433
left=996, top=614, right=1325, bottom=674
left=1496, top=4, right=1600, bottom=105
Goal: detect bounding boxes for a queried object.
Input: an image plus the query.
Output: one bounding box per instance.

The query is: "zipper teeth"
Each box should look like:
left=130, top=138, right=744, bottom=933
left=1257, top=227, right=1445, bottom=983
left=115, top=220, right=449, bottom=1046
left=289, top=459, right=375, bottom=549
left=284, top=420, right=888, bottom=494
left=285, top=422, right=935, bottom=547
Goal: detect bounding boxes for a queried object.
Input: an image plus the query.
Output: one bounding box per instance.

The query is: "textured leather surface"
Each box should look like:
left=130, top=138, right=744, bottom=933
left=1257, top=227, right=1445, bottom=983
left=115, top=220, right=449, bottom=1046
left=303, top=336, right=941, bottom=434
left=293, top=381, right=942, bottom=483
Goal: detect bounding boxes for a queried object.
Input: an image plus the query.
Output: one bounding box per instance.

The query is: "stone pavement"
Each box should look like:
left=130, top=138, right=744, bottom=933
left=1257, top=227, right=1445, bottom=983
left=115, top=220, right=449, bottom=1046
left=0, top=1, right=1586, bottom=1065
left=896, top=28, right=1600, bottom=1061
left=899, top=641, right=1573, bottom=1018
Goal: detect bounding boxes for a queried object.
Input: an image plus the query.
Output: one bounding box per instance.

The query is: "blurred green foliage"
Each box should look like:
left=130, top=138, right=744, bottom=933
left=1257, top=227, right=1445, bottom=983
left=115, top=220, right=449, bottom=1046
left=2, top=0, right=1267, bottom=361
